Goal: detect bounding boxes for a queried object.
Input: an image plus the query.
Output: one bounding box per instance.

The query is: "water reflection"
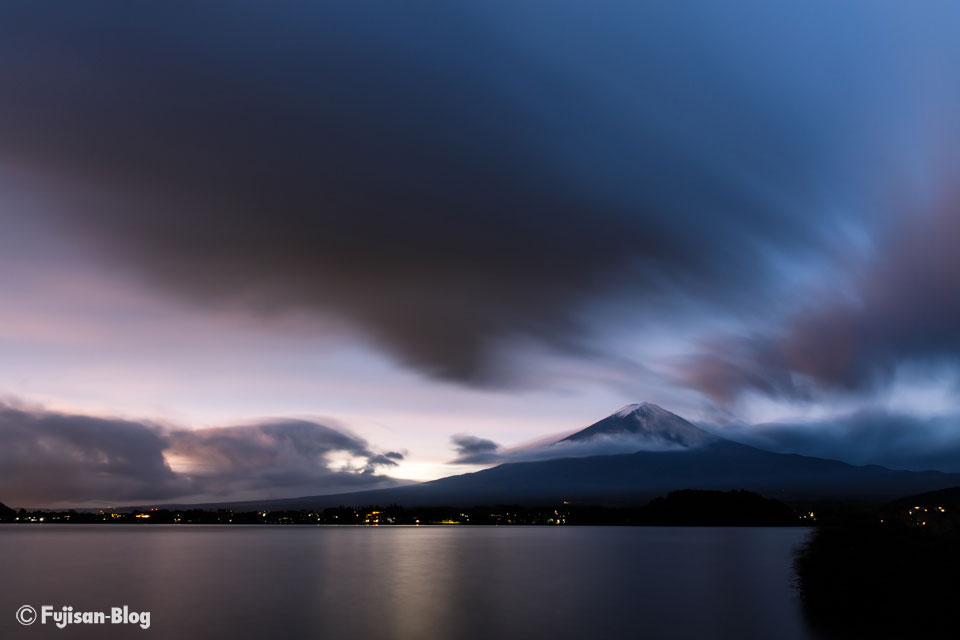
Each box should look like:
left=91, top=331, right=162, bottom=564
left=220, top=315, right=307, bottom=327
left=0, top=525, right=814, bottom=639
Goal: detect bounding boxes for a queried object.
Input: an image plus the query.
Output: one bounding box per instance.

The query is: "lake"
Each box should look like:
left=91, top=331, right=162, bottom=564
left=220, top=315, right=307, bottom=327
left=0, top=525, right=815, bottom=639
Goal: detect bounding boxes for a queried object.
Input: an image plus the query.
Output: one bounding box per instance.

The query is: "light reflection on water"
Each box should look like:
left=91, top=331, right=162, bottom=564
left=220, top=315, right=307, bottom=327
left=0, top=525, right=815, bottom=639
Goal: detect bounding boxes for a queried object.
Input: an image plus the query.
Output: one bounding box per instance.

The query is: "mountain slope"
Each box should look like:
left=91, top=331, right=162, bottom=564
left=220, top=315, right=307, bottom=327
left=202, top=438, right=960, bottom=510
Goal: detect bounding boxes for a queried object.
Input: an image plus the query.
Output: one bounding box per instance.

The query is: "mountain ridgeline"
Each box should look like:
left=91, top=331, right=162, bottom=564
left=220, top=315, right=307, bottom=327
left=191, top=403, right=960, bottom=511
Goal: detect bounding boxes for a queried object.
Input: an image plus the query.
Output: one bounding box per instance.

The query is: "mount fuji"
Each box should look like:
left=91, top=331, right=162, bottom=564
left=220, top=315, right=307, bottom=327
left=164, top=403, right=960, bottom=510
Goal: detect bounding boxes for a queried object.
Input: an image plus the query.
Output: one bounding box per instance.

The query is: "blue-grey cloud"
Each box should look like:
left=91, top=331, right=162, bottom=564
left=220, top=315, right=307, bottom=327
left=450, top=434, right=501, bottom=464
left=166, top=419, right=403, bottom=490
left=450, top=431, right=703, bottom=465
left=683, top=205, right=960, bottom=401
left=0, top=403, right=402, bottom=508
left=716, top=411, right=960, bottom=473
left=2, top=2, right=938, bottom=387
left=0, top=403, right=188, bottom=507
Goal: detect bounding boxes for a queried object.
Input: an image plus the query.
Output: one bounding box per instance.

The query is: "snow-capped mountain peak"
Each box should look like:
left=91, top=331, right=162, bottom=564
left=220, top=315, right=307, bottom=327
left=612, top=402, right=663, bottom=418
left=560, top=402, right=715, bottom=449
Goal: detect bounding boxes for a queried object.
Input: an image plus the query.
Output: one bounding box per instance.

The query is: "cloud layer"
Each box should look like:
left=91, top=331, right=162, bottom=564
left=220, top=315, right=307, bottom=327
left=0, top=2, right=922, bottom=387
left=683, top=202, right=960, bottom=402
left=449, top=431, right=696, bottom=466
left=718, top=411, right=960, bottom=473
left=0, top=403, right=401, bottom=508
left=450, top=434, right=501, bottom=464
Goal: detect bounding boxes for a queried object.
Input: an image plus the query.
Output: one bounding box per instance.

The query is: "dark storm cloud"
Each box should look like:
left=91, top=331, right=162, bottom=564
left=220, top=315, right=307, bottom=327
left=0, top=404, right=401, bottom=508
left=718, top=411, right=960, bottom=473
left=684, top=205, right=960, bottom=401
left=450, top=434, right=501, bottom=464
left=0, top=403, right=188, bottom=507
left=166, top=419, right=403, bottom=492
left=0, top=2, right=904, bottom=386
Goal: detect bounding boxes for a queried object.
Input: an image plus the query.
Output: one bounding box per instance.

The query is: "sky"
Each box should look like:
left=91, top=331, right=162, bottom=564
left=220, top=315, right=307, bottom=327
left=3, top=2, right=960, bottom=506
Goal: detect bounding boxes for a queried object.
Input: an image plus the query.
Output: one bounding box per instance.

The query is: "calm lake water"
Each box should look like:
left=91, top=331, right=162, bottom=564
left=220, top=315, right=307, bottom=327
left=0, top=525, right=815, bottom=639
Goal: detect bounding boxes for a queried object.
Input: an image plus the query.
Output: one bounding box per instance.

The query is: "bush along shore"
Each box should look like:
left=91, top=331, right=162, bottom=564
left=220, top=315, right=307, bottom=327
left=793, top=486, right=960, bottom=637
